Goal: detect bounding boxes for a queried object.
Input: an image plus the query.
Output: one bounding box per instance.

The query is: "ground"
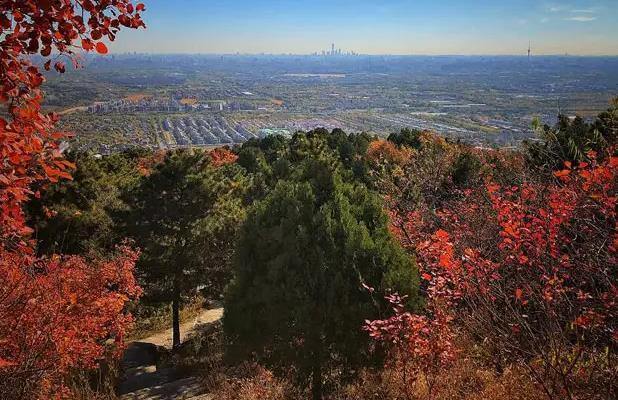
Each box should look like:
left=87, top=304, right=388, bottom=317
left=118, top=308, right=223, bottom=400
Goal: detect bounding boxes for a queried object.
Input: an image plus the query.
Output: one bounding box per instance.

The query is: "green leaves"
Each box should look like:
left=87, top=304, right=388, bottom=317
left=224, top=157, right=419, bottom=396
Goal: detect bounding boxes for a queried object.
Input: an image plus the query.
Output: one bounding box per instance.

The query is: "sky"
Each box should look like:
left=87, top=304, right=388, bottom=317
left=109, top=0, right=618, bottom=55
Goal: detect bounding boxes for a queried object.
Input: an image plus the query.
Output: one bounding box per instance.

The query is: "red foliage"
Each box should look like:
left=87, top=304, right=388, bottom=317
left=1, top=0, right=146, bottom=245
left=365, top=292, right=456, bottom=398
left=210, top=147, right=239, bottom=167
left=0, top=2, right=146, bottom=398
left=0, top=245, right=142, bottom=398
left=484, top=153, right=618, bottom=337
left=381, top=146, right=618, bottom=399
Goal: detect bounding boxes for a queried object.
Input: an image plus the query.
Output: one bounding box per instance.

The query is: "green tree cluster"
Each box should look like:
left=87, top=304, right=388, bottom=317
left=28, top=149, right=147, bottom=257
left=225, top=146, right=419, bottom=399
left=527, top=99, right=618, bottom=169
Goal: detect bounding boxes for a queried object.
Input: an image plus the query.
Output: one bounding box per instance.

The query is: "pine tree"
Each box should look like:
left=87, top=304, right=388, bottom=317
left=224, top=158, right=419, bottom=399
left=125, top=149, right=247, bottom=348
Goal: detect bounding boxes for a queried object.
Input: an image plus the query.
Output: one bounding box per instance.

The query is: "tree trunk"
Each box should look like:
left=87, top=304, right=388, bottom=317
left=311, top=353, right=323, bottom=400
left=172, top=274, right=181, bottom=349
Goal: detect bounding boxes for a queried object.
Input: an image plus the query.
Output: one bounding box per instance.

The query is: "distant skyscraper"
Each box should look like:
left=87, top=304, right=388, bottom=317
left=331, top=43, right=335, bottom=56
left=528, top=41, right=531, bottom=60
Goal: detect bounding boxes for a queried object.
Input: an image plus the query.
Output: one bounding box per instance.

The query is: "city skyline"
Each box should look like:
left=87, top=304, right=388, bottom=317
left=109, top=0, right=618, bottom=56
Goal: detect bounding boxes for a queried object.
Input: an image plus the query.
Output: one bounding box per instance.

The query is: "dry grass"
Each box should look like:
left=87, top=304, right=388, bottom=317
left=207, top=363, right=296, bottom=400
left=337, top=357, right=544, bottom=400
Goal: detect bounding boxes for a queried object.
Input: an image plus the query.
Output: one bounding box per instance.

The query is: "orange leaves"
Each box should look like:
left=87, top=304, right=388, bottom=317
left=366, top=139, right=412, bottom=167
left=41, top=163, right=73, bottom=183
left=438, top=252, right=451, bottom=268
left=209, top=147, right=238, bottom=168
left=514, top=287, right=528, bottom=305
left=435, top=229, right=449, bottom=240
left=553, top=169, right=571, bottom=178
left=515, top=287, right=523, bottom=300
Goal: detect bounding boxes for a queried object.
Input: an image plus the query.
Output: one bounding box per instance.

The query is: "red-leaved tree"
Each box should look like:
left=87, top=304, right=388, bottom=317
left=0, top=2, right=146, bottom=398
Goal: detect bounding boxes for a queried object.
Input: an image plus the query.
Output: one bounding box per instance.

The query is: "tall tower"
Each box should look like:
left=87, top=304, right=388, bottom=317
left=528, top=41, right=531, bottom=60
left=331, top=43, right=335, bottom=56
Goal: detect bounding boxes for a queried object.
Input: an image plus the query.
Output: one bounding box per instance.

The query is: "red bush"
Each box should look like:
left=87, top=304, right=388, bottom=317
left=371, top=140, right=617, bottom=399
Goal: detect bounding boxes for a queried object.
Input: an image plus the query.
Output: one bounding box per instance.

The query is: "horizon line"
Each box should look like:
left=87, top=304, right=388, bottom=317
left=103, top=52, right=618, bottom=57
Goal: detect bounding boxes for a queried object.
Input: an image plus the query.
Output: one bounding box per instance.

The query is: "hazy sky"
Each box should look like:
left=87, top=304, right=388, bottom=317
left=110, top=0, right=618, bottom=55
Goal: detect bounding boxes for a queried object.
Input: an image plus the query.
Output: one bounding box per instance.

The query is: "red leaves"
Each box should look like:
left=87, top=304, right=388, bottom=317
left=0, top=358, right=16, bottom=369
left=95, top=41, right=108, bottom=54
left=81, top=38, right=94, bottom=50
left=364, top=292, right=456, bottom=387
left=53, top=61, right=65, bottom=73
left=0, top=2, right=146, bottom=397
left=209, top=147, right=238, bottom=167
left=0, top=0, right=147, bottom=241
left=382, top=143, right=618, bottom=385
left=0, top=245, right=142, bottom=398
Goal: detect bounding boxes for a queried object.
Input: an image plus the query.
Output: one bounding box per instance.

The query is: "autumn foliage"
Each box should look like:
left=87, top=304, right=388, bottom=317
left=0, top=0, right=145, bottom=246
left=0, top=2, right=145, bottom=398
left=0, top=245, right=141, bottom=399
left=367, top=132, right=618, bottom=399
left=209, top=147, right=239, bottom=168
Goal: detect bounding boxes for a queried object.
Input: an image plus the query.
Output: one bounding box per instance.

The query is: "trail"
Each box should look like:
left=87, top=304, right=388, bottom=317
left=117, top=308, right=223, bottom=400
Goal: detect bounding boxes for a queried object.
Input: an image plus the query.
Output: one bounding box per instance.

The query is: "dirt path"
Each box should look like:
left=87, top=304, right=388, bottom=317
left=117, top=308, right=223, bottom=400
left=137, top=308, right=224, bottom=349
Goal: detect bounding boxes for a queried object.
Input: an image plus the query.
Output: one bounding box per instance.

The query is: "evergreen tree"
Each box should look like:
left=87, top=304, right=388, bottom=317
left=224, top=158, right=419, bottom=399
left=125, top=149, right=247, bottom=348
left=527, top=100, right=618, bottom=170
left=28, top=150, right=147, bottom=257
left=388, top=128, right=423, bottom=149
